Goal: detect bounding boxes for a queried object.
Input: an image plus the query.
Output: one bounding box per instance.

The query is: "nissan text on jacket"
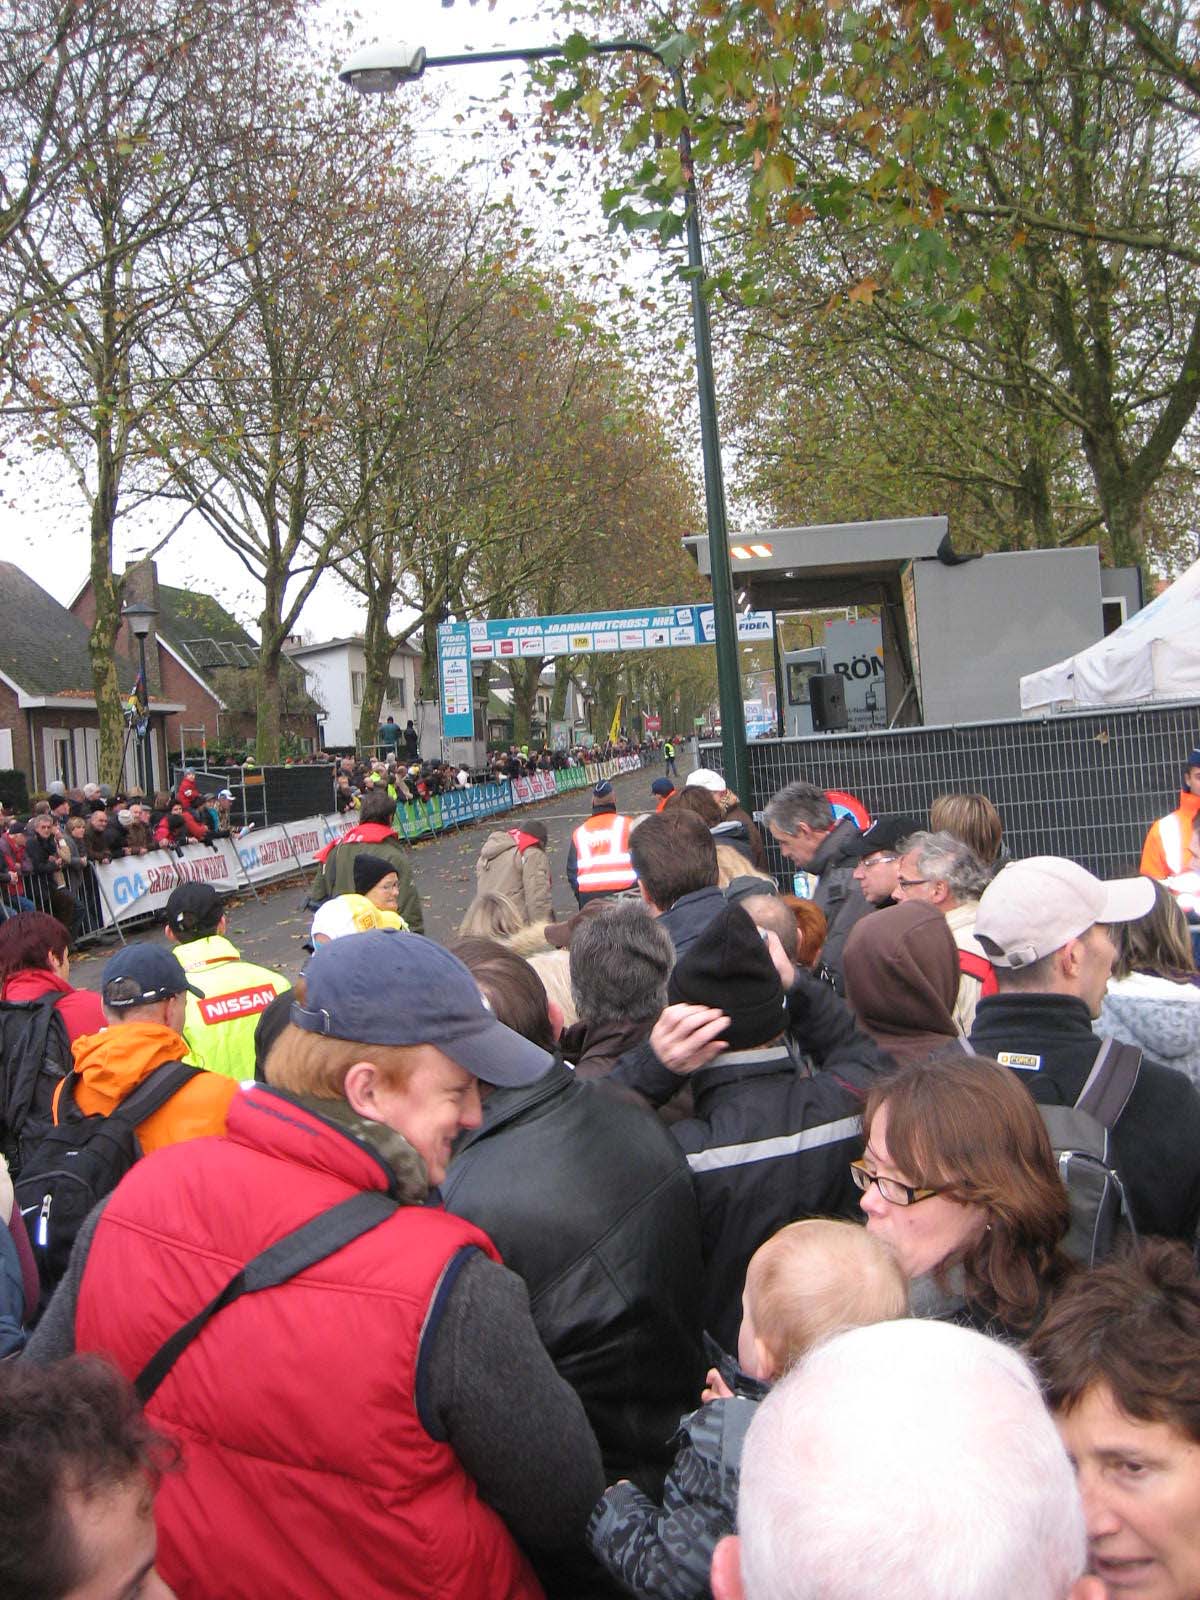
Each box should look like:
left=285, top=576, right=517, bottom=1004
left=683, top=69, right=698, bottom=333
left=27, top=1084, right=603, bottom=1600
left=169, top=935, right=291, bottom=1083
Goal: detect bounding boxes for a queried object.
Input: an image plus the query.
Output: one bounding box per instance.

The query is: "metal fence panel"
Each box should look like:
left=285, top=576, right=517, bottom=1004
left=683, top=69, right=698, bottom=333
left=706, top=701, right=1200, bottom=880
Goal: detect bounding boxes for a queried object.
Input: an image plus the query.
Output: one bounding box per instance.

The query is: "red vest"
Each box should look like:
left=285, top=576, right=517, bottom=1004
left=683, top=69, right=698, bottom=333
left=573, top=813, right=636, bottom=894
left=75, top=1088, right=543, bottom=1600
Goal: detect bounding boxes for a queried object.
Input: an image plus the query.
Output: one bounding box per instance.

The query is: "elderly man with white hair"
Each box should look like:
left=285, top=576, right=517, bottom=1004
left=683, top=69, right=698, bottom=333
left=711, top=1318, right=1104, bottom=1600
left=685, top=767, right=768, bottom=870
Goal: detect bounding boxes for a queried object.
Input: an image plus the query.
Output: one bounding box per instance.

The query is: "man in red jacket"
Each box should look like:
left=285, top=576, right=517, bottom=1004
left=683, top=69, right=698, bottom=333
left=26, top=931, right=602, bottom=1600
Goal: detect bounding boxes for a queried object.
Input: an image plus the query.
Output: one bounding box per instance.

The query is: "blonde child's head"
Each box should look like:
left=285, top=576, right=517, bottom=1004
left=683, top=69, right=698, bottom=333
left=740, top=1220, right=908, bottom=1381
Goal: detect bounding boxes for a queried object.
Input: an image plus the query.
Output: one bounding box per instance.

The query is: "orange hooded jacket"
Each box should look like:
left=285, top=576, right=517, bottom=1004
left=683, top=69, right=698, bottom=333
left=59, top=1022, right=237, bottom=1154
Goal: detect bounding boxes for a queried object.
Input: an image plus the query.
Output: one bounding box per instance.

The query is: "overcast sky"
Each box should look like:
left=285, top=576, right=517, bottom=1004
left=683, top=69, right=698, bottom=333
left=2, top=0, right=673, bottom=642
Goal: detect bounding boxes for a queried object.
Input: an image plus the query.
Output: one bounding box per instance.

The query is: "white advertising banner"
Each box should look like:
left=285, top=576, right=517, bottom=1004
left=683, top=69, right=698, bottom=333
left=95, top=841, right=243, bottom=926
left=96, top=814, right=355, bottom=925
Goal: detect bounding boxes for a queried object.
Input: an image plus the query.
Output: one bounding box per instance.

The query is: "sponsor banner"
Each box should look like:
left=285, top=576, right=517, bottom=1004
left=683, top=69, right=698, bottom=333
left=235, top=820, right=327, bottom=884
left=440, top=784, right=512, bottom=827
left=96, top=841, right=243, bottom=926
left=437, top=607, right=774, bottom=739
left=511, top=772, right=555, bottom=804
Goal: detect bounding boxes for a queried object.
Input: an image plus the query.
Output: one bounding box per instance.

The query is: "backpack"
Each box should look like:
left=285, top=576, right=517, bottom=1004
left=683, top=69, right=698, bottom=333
left=963, top=1036, right=1141, bottom=1267
left=0, top=996, right=73, bottom=1179
left=15, top=1059, right=199, bottom=1299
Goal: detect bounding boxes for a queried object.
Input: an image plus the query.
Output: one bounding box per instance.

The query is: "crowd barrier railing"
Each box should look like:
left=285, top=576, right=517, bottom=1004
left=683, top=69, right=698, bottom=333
left=79, top=757, right=644, bottom=931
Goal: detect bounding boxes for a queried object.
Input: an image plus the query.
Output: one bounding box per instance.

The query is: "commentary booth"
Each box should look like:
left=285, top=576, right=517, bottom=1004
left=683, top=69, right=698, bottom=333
left=687, top=516, right=1188, bottom=880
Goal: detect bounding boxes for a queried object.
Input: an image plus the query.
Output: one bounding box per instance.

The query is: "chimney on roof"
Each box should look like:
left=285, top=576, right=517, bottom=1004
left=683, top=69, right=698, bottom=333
left=121, top=559, right=163, bottom=697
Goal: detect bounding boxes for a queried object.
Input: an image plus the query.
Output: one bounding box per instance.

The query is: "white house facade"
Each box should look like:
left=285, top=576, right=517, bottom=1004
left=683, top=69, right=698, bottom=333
left=283, top=636, right=430, bottom=754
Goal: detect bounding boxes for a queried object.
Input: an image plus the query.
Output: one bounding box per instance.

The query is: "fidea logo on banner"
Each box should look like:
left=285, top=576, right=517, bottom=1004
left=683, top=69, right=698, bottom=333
left=437, top=604, right=775, bottom=739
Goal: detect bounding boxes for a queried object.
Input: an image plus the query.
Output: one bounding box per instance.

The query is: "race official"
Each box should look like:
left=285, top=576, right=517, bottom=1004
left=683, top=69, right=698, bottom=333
left=567, top=782, right=637, bottom=906
left=163, top=883, right=290, bottom=1081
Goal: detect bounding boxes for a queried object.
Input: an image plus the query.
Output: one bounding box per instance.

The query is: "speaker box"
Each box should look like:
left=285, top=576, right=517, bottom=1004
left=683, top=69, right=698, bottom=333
left=810, top=673, right=848, bottom=732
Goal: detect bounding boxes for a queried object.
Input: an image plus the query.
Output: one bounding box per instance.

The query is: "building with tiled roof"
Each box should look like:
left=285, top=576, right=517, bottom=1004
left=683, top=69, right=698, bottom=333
left=0, top=562, right=184, bottom=792
left=71, top=560, right=322, bottom=764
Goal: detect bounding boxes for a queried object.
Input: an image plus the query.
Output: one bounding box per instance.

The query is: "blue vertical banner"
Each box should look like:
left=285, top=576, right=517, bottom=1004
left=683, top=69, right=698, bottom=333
left=437, top=622, right=474, bottom=739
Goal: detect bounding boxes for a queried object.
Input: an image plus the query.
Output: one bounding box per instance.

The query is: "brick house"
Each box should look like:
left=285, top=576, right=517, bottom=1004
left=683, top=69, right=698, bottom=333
left=0, top=562, right=185, bottom=793
left=70, top=559, right=323, bottom=762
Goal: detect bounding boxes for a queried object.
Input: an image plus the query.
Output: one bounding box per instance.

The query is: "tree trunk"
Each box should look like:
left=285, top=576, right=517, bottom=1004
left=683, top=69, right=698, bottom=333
left=255, top=560, right=285, bottom=765
left=89, top=447, right=126, bottom=788
left=508, top=658, right=542, bottom=749
left=357, top=580, right=398, bottom=753
left=550, top=660, right=572, bottom=723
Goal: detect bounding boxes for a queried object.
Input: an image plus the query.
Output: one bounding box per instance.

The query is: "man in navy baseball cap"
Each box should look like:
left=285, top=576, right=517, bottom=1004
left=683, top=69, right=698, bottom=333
left=101, top=944, right=203, bottom=1010
left=293, top=929, right=553, bottom=1093
left=650, top=777, right=676, bottom=811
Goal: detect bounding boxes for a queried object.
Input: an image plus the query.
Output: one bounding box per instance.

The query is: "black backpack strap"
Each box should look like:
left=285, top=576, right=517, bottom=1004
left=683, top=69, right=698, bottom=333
left=134, top=1190, right=397, bottom=1405
left=1075, top=1038, right=1143, bottom=1129
left=56, top=1060, right=201, bottom=1130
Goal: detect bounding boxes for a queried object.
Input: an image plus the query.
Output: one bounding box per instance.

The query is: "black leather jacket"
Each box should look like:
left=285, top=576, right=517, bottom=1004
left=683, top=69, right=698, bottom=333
left=612, top=971, right=891, bottom=1348
left=440, top=1061, right=706, bottom=1490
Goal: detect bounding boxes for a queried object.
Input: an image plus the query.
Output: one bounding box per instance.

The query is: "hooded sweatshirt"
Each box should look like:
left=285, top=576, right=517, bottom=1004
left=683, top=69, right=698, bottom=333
left=66, top=1022, right=237, bottom=1154
left=474, top=829, right=552, bottom=924
left=842, top=902, right=962, bottom=1066
left=2, top=967, right=105, bottom=1043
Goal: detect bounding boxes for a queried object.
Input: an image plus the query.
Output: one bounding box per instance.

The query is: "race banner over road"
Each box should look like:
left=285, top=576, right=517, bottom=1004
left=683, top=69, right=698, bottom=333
left=437, top=604, right=775, bottom=739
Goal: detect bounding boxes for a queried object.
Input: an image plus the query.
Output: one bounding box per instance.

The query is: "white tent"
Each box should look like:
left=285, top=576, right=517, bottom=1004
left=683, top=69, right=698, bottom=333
left=1021, top=558, right=1200, bottom=713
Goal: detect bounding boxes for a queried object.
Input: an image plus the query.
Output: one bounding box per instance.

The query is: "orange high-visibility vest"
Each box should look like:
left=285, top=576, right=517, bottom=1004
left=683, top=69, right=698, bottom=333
left=573, top=814, right=636, bottom=894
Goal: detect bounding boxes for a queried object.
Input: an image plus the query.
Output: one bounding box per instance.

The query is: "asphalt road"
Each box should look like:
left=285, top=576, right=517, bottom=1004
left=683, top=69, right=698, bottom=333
left=69, top=756, right=694, bottom=992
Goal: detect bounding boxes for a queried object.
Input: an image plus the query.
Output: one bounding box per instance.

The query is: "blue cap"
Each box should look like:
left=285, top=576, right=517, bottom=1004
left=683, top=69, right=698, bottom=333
left=102, top=944, right=202, bottom=1008
left=650, top=778, right=675, bottom=797
left=1187, top=748, right=1200, bottom=771
left=292, top=930, right=554, bottom=1090
left=592, top=780, right=614, bottom=800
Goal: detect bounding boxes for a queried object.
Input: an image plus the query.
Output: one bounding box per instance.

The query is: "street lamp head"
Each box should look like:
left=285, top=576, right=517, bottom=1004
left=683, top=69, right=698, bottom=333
left=338, top=42, right=427, bottom=95
left=122, top=601, right=158, bottom=639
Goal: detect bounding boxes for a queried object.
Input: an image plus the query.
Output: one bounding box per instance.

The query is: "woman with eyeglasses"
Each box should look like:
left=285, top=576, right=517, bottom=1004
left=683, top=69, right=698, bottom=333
left=853, top=1053, right=1073, bottom=1340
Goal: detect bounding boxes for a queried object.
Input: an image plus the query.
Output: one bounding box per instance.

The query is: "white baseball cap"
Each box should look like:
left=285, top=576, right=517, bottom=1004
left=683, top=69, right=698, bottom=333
left=685, top=768, right=726, bottom=794
left=975, top=857, right=1156, bottom=969
left=309, top=894, right=385, bottom=945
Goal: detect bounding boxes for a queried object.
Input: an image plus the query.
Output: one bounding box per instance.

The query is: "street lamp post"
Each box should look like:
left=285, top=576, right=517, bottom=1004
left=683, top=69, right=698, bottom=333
left=122, top=601, right=157, bottom=794
left=339, top=37, right=750, bottom=802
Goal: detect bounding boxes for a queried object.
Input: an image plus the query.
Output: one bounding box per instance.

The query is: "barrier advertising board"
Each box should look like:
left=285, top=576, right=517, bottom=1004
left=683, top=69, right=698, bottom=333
left=93, top=759, right=642, bottom=926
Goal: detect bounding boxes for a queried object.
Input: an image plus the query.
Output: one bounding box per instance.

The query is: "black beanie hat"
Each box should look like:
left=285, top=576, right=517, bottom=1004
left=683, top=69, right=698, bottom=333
left=667, top=903, right=786, bottom=1051
left=352, top=853, right=398, bottom=896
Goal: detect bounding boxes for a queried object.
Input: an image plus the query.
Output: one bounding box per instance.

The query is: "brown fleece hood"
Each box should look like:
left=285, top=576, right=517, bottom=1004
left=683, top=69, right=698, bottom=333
left=843, top=902, right=960, bottom=1065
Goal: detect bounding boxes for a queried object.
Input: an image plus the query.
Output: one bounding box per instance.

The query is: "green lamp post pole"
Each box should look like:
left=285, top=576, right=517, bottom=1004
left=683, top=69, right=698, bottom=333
left=339, top=37, right=750, bottom=800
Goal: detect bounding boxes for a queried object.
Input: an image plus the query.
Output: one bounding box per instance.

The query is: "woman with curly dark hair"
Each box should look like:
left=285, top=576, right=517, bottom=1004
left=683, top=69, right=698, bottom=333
left=854, top=1052, right=1073, bottom=1339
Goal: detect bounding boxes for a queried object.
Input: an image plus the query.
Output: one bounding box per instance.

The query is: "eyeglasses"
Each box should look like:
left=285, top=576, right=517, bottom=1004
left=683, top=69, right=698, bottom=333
left=850, top=1159, right=941, bottom=1207
left=859, top=852, right=898, bottom=867
left=894, top=876, right=930, bottom=890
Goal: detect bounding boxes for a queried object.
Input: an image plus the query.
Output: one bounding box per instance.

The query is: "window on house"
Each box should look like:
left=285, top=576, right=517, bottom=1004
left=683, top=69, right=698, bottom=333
left=387, top=676, right=406, bottom=709
left=351, top=671, right=365, bottom=706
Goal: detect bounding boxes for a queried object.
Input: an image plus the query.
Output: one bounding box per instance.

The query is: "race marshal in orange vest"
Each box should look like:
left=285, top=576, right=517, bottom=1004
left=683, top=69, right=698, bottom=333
left=567, top=782, right=637, bottom=906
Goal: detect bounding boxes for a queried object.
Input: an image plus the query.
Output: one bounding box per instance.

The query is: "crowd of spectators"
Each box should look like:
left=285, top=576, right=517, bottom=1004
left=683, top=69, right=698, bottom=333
left=7, top=745, right=1200, bottom=1599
